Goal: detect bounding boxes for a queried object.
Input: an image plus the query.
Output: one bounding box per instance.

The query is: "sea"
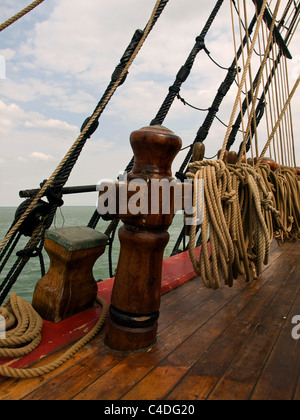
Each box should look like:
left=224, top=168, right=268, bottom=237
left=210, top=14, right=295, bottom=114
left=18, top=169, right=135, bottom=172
left=0, top=207, right=184, bottom=303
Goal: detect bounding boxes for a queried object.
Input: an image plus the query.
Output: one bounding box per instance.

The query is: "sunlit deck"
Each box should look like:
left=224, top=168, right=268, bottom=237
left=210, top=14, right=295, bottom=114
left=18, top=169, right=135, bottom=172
left=0, top=239, right=299, bottom=400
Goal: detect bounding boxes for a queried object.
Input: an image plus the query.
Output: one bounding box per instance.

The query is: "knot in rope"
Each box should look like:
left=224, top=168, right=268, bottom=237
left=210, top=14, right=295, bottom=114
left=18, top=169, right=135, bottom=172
left=222, top=190, right=236, bottom=205
left=261, top=192, right=275, bottom=211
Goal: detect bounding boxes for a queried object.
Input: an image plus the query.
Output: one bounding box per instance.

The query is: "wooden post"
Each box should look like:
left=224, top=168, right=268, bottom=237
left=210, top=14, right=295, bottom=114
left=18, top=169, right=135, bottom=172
left=105, top=125, right=182, bottom=352
left=32, top=226, right=108, bottom=323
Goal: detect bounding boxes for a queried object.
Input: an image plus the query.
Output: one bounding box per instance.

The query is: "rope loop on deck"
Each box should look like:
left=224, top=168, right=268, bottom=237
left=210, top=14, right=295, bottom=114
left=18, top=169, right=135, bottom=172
left=0, top=293, right=108, bottom=379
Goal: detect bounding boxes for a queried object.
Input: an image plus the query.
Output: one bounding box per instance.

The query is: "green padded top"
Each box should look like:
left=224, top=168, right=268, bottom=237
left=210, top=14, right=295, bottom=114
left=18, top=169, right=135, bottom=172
left=45, top=226, right=108, bottom=251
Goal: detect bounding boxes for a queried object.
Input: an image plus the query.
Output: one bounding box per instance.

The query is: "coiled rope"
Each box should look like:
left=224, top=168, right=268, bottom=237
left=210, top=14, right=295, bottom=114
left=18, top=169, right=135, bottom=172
left=0, top=0, right=46, bottom=33
left=187, top=160, right=280, bottom=289
left=0, top=293, right=108, bottom=379
left=187, top=160, right=235, bottom=290
left=269, top=166, right=300, bottom=245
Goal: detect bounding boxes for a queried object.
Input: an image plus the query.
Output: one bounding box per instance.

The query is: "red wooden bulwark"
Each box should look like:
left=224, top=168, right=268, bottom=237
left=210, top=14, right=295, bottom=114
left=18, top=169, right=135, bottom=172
left=0, top=247, right=201, bottom=376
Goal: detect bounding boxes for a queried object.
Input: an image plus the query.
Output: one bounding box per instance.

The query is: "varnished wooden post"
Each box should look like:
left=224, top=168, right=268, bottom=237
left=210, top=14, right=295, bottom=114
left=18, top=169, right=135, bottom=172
left=105, top=126, right=182, bottom=352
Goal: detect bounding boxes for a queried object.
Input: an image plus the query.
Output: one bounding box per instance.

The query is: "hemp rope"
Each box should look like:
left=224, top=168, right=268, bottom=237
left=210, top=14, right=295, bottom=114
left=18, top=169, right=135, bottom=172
left=270, top=166, right=300, bottom=245
left=187, top=160, right=235, bottom=290
left=0, top=0, right=46, bottom=33
left=219, top=0, right=269, bottom=162
left=237, top=0, right=282, bottom=162
left=0, top=293, right=108, bottom=379
left=187, top=159, right=280, bottom=289
left=0, top=0, right=167, bottom=255
left=256, top=76, right=300, bottom=166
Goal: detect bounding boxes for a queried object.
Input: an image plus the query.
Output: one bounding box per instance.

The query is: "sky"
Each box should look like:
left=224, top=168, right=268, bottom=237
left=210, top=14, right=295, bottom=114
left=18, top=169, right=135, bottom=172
left=0, top=0, right=299, bottom=207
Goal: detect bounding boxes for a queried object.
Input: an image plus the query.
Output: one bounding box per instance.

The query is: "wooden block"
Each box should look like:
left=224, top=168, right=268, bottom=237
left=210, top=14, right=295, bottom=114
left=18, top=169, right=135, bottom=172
left=32, top=226, right=108, bottom=323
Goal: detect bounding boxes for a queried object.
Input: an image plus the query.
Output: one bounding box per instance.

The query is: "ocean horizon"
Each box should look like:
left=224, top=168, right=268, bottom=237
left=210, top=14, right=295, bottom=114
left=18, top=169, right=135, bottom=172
left=0, top=206, right=185, bottom=302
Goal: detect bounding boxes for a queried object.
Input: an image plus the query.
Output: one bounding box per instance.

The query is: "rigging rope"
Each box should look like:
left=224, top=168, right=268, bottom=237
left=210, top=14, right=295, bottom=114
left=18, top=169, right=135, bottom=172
left=175, top=11, right=259, bottom=180
left=186, top=0, right=300, bottom=289
left=0, top=0, right=169, bottom=256
left=0, top=293, right=108, bottom=379
left=0, top=0, right=170, bottom=302
left=0, top=0, right=46, bottom=32
left=256, top=76, right=300, bottom=165
left=150, top=0, right=226, bottom=127
left=219, top=0, right=269, bottom=161
left=238, top=0, right=282, bottom=162
left=228, top=1, right=300, bottom=155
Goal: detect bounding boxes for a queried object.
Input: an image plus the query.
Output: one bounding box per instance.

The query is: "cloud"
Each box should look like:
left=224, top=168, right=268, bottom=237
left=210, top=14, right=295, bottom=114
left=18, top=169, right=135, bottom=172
left=0, top=49, right=16, bottom=60
left=0, top=0, right=299, bottom=208
left=24, top=117, right=77, bottom=132
left=30, top=152, right=55, bottom=161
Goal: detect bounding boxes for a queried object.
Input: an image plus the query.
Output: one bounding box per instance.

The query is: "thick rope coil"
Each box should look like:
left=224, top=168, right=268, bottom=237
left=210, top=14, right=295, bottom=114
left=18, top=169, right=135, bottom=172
left=187, top=160, right=235, bottom=290
left=0, top=293, right=108, bottom=379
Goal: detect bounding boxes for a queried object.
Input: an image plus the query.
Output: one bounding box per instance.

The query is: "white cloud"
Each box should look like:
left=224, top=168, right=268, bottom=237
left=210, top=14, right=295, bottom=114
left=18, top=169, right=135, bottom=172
left=24, top=118, right=77, bottom=132
left=0, top=49, right=16, bottom=60
left=30, top=152, right=55, bottom=161
left=0, top=0, right=299, bottom=208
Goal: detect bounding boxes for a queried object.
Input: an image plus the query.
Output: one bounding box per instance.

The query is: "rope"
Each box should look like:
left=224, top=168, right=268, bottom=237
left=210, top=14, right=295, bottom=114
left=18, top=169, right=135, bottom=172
left=256, top=76, right=300, bottom=165
left=237, top=0, right=282, bottom=162
left=269, top=166, right=300, bottom=245
left=151, top=0, right=225, bottom=126
left=219, top=0, right=269, bottom=161
left=0, top=293, right=108, bottom=379
left=187, top=160, right=235, bottom=289
left=0, top=0, right=45, bottom=32
left=187, top=158, right=280, bottom=289
left=0, top=0, right=169, bottom=256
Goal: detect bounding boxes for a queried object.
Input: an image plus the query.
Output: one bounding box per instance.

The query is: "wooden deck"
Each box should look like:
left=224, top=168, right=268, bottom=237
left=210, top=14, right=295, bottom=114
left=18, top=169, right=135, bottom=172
left=0, top=240, right=299, bottom=400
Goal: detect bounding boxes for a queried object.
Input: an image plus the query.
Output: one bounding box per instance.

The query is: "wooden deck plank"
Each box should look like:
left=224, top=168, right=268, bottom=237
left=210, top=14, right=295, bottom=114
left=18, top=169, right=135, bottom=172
left=294, top=374, right=300, bottom=401
left=121, top=363, right=189, bottom=401
left=21, top=280, right=206, bottom=400
left=0, top=240, right=298, bottom=401
left=207, top=247, right=300, bottom=400
left=72, top=281, right=245, bottom=400
left=74, top=243, right=295, bottom=401
left=24, top=340, right=125, bottom=400
left=250, top=281, right=300, bottom=400
left=166, top=242, right=297, bottom=400
left=123, top=260, right=278, bottom=400
left=0, top=331, right=109, bottom=401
